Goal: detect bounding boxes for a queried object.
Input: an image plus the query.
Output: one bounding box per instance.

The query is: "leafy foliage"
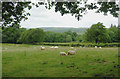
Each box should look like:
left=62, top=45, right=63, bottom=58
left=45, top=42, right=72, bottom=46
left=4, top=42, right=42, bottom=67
left=18, top=28, right=45, bottom=44
left=46, top=2, right=119, bottom=20
left=2, top=2, right=31, bottom=28
left=44, top=30, right=77, bottom=43
left=2, top=27, right=21, bottom=43
left=107, top=24, right=119, bottom=42
left=84, top=22, right=111, bottom=43
left=97, top=2, right=119, bottom=17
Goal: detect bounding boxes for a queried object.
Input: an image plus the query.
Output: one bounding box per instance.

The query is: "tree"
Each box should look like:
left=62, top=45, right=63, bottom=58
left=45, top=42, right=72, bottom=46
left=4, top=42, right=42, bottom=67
left=72, top=32, right=78, bottom=41
left=44, top=31, right=74, bottom=43
left=84, top=22, right=110, bottom=43
left=65, top=35, right=72, bottom=42
left=2, top=27, right=21, bottom=43
left=46, top=1, right=119, bottom=20
left=44, top=31, right=57, bottom=42
left=17, top=28, right=45, bottom=44
left=2, top=2, right=32, bottom=28
left=108, top=25, right=118, bottom=42
left=64, top=30, right=78, bottom=41
left=76, top=34, right=83, bottom=42
left=0, top=28, right=2, bottom=43
left=1, top=2, right=45, bottom=28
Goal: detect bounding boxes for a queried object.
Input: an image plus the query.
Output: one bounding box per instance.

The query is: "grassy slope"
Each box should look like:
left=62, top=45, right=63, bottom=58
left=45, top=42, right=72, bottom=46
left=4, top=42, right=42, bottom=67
left=2, top=44, right=119, bottom=77
left=40, top=27, right=87, bottom=34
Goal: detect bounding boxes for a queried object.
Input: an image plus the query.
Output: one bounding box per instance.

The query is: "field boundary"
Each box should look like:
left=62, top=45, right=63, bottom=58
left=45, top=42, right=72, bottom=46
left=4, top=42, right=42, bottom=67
left=42, top=43, right=119, bottom=47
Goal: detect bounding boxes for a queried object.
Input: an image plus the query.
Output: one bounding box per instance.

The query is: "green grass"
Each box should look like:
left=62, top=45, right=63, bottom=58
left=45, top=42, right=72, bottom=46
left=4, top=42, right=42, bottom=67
left=2, top=43, right=119, bottom=77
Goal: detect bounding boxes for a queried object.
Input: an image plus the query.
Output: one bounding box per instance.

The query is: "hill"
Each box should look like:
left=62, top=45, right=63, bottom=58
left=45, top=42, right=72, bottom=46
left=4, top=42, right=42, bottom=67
left=40, top=27, right=87, bottom=34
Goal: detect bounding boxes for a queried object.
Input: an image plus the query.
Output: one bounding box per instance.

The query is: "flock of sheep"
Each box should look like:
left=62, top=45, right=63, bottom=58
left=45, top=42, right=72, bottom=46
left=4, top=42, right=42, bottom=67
left=41, top=46, right=77, bottom=56
left=40, top=46, right=102, bottom=56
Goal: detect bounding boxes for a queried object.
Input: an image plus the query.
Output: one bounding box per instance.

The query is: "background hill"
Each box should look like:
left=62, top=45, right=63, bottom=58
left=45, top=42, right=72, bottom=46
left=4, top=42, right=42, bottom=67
left=40, top=27, right=87, bottom=34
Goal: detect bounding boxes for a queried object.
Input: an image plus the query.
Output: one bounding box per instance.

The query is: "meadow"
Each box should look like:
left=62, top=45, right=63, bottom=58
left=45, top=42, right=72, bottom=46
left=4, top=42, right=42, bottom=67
left=2, top=43, right=119, bottom=77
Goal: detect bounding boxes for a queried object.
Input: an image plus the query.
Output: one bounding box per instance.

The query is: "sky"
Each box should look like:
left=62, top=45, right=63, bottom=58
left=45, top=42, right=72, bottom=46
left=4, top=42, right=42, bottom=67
left=20, top=4, right=118, bottom=28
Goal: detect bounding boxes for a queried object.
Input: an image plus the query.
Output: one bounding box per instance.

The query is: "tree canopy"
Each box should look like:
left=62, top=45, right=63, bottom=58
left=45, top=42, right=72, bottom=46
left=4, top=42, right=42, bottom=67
left=2, top=27, right=21, bottom=43
left=1, top=1, right=119, bottom=28
left=46, top=1, right=119, bottom=20
left=107, top=24, right=119, bottom=42
left=2, top=2, right=32, bottom=28
left=44, top=31, right=76, bottom=43
left=1, top=23, right=119, bottom=44
left=17, top=28, right=45, bottom=44
left=84, top=22, right=111, bottom=43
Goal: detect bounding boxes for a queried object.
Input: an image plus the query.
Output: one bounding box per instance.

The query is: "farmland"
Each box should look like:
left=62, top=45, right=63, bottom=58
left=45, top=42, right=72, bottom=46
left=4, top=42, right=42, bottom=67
left=2, top=43, right=119, bottom=77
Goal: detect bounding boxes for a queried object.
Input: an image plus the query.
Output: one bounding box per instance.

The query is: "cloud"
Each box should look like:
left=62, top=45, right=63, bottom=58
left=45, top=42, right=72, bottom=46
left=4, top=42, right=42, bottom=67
left=21, top=5, right=118, bottom=28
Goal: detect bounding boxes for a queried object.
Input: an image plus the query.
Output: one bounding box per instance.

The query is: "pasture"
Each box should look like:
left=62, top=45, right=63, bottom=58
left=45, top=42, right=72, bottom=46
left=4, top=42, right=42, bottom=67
left=2, top=43, right=119, bottom=77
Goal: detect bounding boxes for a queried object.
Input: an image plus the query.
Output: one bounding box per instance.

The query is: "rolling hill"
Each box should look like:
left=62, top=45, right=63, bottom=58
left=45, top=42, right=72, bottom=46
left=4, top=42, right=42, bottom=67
left=39, top=27, right=87, bottom=34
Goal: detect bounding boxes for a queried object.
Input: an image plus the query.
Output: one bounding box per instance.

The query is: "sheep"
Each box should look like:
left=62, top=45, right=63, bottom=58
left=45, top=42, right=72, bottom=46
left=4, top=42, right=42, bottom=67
left=99, top=47, right=102, bottom=48
left=5, top=48, right=8, bottom=50
left=83, top=46, right=86, bottom=48
left=50, top=46, right=54, bottom=49
left=60, top=52, right=67, bottom=56
left=95, top=46, right=97, bottom=48
left=41, top=46, right=45, bottom=50
left=80, top=46, right=82, bottom=48
left=54, top=46, right=58, bottom=49
left=68, top=49, right=77, bottom=55
left=70, top=47, right=74, bottom=49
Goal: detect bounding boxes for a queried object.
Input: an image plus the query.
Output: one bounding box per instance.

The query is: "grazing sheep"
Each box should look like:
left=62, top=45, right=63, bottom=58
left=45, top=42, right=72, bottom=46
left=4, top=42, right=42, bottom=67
left=60, top=52, right=67, bottom=56
left=50, top=46, right=54, bottom=49
left=5, top=48, right=8, bottom=50
left=68, top=49, right=77, bottom=55
left=95, top=46, right=97, bottom=48
left=99, top=47, right=102, bottom=48
left=70, top=47, right=74, bottom=49
left=83, top=46, right=86, bottom=48
left=41, top=46, right=45, bottom=50
left=80, top=46, right=82, bottom=48
left=54, top=46, right=58, bottom=49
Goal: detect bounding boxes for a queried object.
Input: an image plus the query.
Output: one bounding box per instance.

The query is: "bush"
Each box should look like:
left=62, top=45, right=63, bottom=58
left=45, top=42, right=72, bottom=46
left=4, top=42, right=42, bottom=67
left=42, top=43, right=119, bottom=47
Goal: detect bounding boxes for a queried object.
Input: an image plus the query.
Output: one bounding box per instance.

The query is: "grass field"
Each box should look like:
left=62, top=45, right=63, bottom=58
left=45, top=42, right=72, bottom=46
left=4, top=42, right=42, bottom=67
left=2, top=43, right=119, bottom=77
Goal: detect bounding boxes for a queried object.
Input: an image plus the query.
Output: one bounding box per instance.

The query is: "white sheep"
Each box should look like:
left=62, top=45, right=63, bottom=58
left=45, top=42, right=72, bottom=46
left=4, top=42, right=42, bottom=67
left=99, top=47, right=102, bottom=48
left=41, top=46, right=45, bottom=50
left=83, top=46, right=86, bottom=48
left=54, top=46, right=58, bottom=49
left=60, top=52, right=67, bottom=56
left=70, top=47, right=74, bottom=49
left=50, top=46, right=54, bottom=49
left=80, top=46, right=82, bottom=48
left=95, top=46, right=97, bottom=48
left=68, top=49, right=77, bottom=55
left=5, top=48, right=8, bottom=50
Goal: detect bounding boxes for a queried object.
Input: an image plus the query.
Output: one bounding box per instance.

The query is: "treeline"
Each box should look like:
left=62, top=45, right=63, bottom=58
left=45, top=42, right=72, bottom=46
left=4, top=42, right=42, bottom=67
left=1, top=22, right=119, bottom=44
left=44, top=31, right=78, bottom=42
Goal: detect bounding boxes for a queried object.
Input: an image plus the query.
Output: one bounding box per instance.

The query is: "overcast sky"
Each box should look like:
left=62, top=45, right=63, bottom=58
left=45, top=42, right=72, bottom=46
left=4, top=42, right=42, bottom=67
left=20, top=4, right=118, bottom=28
